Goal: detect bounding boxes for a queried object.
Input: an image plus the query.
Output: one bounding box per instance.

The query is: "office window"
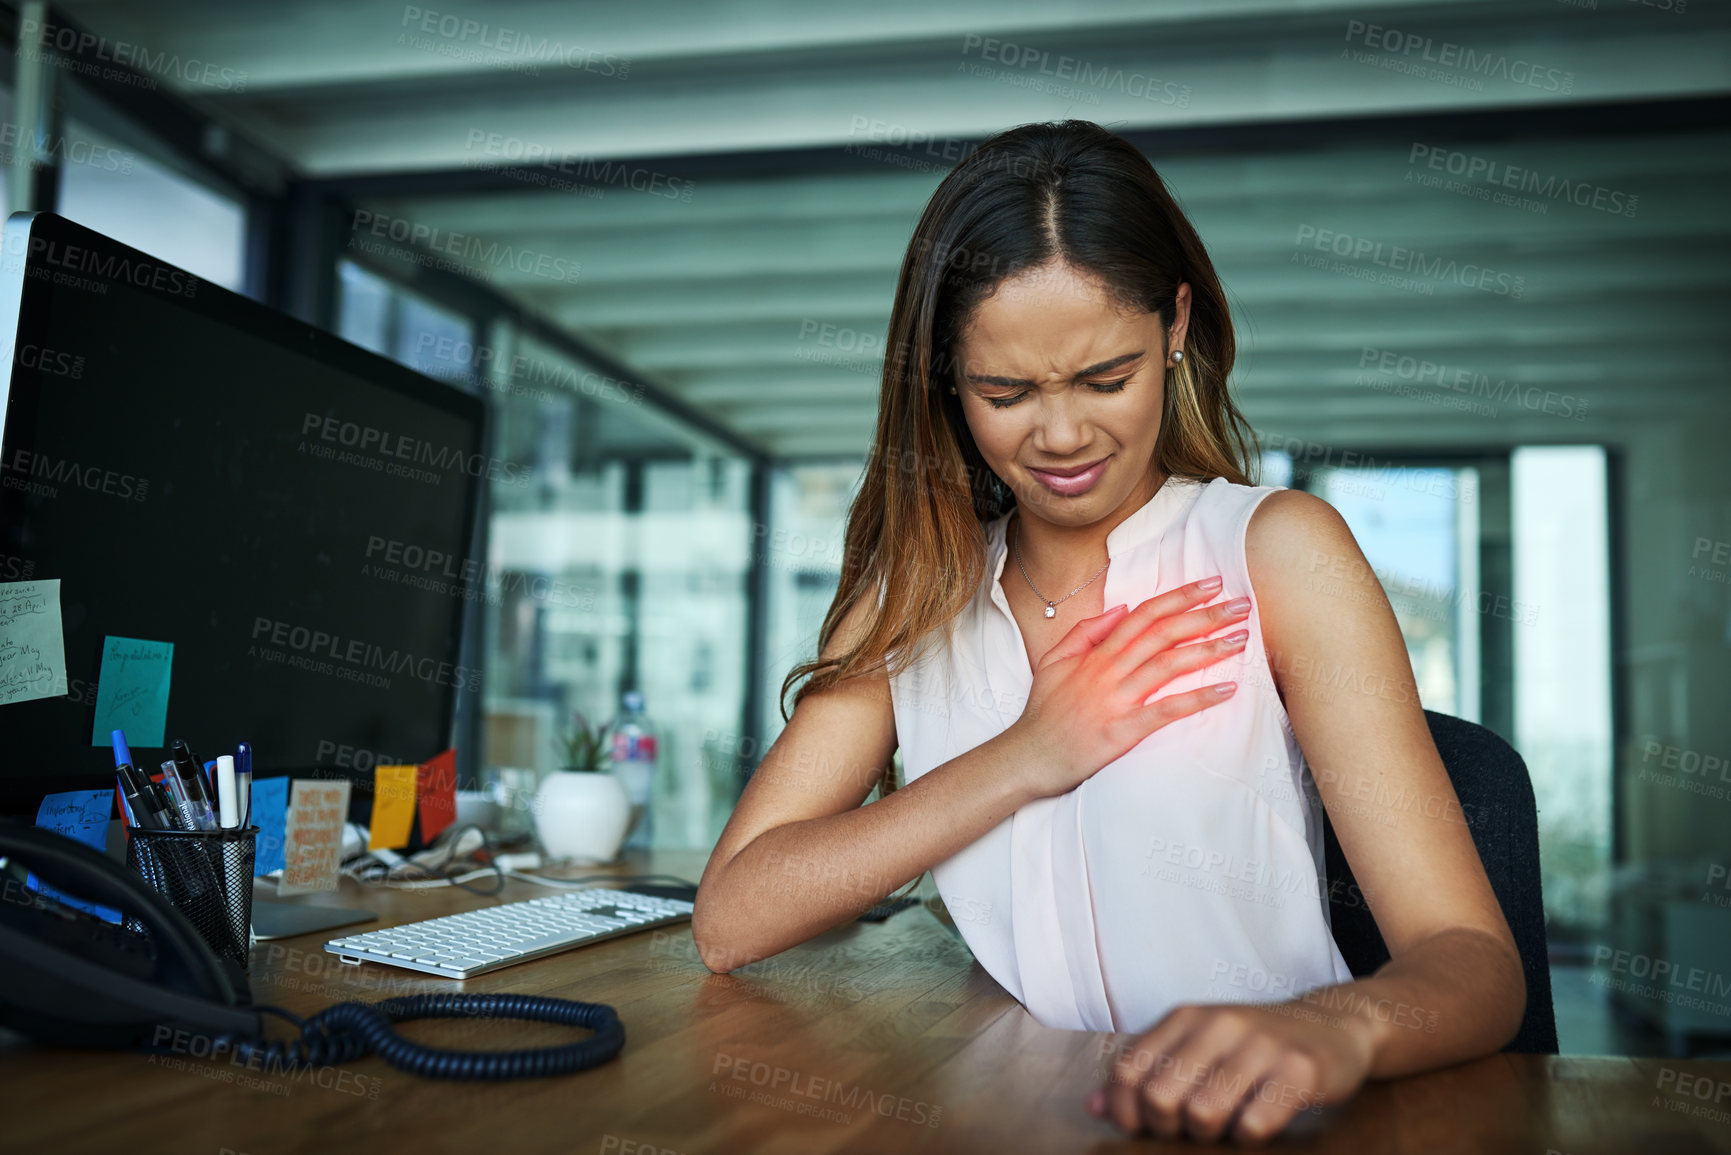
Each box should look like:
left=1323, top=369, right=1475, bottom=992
left=335, top=260, right=395, bottom=356
left=1308, top=465, right=1482, bottom=720
left=335, top=258, right=476, bottom=385
left=57, top=118, right=246, bottom=292
left=758, top=461, right=860, bottom=755
left=1513, top=446, right=1612, bottom=930
left=482, top=331, right=754, bottom=849
left=397, top=293, right=475, bottom=381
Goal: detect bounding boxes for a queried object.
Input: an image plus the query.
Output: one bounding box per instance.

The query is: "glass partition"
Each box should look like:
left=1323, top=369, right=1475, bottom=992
left=481, top=332, right=754, bottom=849
left=335, top=272, right=756, bottom=848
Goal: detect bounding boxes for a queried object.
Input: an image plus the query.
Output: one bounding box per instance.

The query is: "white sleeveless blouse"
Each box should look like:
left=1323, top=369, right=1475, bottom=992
left=887, top=475, right=1353, bottom=1034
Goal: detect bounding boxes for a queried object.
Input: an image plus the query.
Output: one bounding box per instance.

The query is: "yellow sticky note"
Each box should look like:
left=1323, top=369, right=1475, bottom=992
left=368, top=764, right=418, bottom=851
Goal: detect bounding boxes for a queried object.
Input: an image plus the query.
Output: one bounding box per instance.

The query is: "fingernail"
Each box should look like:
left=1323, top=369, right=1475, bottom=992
left=1224, top=597, right=1251, bottom=614
left=1087, top=1088, right=1105, bottom=1114
left=1197, top=576, right=1223, bottom=591
left=1215, top=682, right=1238, bottom=696
left=1222, top=630, right=1249, bottom=645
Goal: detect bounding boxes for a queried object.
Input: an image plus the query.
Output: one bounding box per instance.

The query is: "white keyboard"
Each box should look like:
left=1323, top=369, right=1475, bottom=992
left=325, top=888, right=695, bottom=979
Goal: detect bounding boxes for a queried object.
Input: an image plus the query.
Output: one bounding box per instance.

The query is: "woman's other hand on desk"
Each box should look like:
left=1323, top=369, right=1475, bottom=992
left=1006, top=576, right=1250, bottom=799
left=1087, top=997, right=1375, bottom=1144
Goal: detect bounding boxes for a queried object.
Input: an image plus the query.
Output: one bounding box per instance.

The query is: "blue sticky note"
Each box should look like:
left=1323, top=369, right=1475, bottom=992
left=252, top=776, right=290, bottom=876
left=29, top=789, right=120, bottom=923
left=90, top=636, right=174, bottom=748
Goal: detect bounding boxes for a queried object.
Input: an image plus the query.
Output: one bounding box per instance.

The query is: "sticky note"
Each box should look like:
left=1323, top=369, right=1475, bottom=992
left=417, top=749, right=457, bottom=843
left=279, top=779, right=350, bottom=896
left=368, top=764, right=418, bottom=851
left=90, top=636, right=174, bottom=748
left=251, top=776, right=291, bottom=876
left=29, top=789, right=120, bottom=923
left=0, top=579, right=68, bottom=706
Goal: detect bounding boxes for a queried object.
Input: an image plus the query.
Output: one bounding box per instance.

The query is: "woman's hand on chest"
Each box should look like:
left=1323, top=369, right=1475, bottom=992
left=1005, top=577, right=1252, bottom=798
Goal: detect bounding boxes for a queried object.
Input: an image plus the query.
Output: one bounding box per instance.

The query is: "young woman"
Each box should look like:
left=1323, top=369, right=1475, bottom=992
left=692, top=120, right=1525, bottom=1144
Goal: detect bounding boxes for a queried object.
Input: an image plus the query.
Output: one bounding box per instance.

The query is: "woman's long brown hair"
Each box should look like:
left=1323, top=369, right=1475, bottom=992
left=779, top=119, right=1261, bottom=723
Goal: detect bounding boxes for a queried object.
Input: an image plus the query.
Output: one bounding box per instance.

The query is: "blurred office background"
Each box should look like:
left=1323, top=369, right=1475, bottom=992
left=2, top=0, right=1726, bottom=1056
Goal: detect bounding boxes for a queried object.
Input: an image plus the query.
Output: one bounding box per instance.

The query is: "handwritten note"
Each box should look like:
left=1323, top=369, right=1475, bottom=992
left=30, top=789, right=120, bottom=922
left=251, top=776, right=290, bottom=876
left=368, top=764, right=418, bottom=851
left=418, top=748, right=458, bottom=844
left=0, top=580, right=68, bottom=706
left=279, top=779, right=350, bottom=895
left=90, top=636, right=174, bottom=747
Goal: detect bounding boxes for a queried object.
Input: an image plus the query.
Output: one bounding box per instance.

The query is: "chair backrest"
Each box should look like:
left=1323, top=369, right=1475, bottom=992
left=1321, top=709, right=1558, bottom=1054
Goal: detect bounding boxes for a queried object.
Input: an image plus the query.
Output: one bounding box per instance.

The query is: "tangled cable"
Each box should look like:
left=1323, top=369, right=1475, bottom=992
left=220, top=993, right=625, bottom=1080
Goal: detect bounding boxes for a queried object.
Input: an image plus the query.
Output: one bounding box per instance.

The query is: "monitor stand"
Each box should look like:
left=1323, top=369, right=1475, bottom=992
left=250, top=900, right=377, bottom=940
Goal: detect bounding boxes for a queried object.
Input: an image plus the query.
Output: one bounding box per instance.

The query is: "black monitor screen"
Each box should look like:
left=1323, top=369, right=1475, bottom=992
left=0, top=213, right=486, bottom=813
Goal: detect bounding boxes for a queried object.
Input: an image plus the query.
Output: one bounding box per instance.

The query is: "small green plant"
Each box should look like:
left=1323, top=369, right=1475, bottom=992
left=554, top=709, right=610, bottom=772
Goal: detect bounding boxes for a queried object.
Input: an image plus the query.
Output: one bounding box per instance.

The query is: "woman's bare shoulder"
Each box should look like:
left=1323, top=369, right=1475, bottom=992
left=1244, top=488, right=1355, bottom=576
left=1243, top=489, right=1370, bottom=647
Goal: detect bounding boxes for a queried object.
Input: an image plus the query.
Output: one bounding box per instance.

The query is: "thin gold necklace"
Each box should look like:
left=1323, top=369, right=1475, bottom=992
left=1011, top=513, right=1110, bottom=619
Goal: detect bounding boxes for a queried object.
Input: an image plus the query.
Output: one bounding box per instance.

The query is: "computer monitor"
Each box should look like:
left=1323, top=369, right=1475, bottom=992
left=0, top=212, right=488, bottom=820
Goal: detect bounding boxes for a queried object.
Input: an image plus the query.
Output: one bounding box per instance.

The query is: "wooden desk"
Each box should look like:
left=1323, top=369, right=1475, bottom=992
left=5, top=850, right=1730, bottom=1154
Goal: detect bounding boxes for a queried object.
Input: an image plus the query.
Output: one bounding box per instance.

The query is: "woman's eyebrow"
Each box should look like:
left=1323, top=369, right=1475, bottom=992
left=962, top=350, right=1146, bottom=388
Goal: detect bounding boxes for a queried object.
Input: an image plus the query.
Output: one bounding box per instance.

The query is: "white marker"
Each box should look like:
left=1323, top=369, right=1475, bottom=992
left=215, top=754, right=240, bottom=829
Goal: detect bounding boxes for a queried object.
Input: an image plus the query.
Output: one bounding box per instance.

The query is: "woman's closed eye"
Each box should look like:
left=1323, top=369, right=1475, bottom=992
left=983, top=377, right=1131, bottom=410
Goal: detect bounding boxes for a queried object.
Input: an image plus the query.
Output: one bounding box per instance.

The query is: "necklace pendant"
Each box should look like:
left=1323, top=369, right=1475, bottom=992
left=1043, top=603, right=1056, bottom=619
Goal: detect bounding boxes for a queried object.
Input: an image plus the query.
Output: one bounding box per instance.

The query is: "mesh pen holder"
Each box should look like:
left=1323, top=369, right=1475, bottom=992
left=124, top=826, right=257, bottom=971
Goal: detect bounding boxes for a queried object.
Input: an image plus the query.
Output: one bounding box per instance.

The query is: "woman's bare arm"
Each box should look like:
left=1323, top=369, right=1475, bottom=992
left=691, top=595, right=1040, bottom=972
left=1096, top=490, right=1526, bottom=1143
left=1253, top=489, right=1525, bottom=1073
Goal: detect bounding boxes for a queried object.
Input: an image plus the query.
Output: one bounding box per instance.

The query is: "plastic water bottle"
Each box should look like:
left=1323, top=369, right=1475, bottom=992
left=610, top=690, right=658, bottom=849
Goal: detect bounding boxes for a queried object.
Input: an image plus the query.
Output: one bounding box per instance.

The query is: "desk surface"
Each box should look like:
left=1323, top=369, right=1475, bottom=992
left=5, top=850, right=1730, bottom=1155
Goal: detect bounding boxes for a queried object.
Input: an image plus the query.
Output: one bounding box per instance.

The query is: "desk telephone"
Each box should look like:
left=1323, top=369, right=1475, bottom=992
left=0, top=820, right=625, bottom=1079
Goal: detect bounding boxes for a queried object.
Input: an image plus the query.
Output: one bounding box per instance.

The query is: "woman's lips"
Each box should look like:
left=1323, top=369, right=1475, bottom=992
left=1027, top=455, right=1111, bottom=496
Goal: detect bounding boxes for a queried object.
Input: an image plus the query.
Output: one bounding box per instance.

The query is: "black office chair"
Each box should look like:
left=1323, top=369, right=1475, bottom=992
left=1321, top=709, right=1559, bottom=1054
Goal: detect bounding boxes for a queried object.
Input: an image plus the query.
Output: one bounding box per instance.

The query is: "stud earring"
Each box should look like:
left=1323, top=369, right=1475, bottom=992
left=1169, top=349, right=1185, bottom=366
left=949, top=385, right=958, bottom=393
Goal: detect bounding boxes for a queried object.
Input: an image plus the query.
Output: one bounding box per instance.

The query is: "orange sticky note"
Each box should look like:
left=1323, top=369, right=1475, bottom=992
left=417, top=748, right=457, bottom=843
left=368, top=763, right=418, bottom=851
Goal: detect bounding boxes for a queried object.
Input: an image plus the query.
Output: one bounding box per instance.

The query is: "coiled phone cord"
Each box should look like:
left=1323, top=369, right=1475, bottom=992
left=222, top=993, right=625, bottom=1080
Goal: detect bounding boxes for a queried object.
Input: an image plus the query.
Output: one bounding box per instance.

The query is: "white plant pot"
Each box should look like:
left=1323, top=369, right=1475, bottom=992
left=534, top=770, right=631, bottom=864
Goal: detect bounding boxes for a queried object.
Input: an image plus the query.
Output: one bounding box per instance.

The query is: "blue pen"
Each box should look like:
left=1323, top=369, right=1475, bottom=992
left=235, top=742, right=253, bottom=828
left=110, top=730, right=168, bottom=830
left=109, top=729, right=136, bottom=828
